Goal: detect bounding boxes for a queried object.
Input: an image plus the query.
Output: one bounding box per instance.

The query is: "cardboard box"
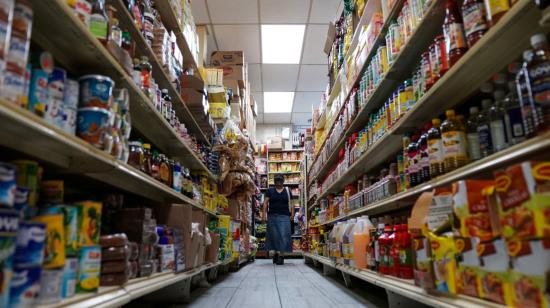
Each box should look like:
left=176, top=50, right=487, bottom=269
left=206, top=232, right=220, bottom=263
left=192, top=209, right=206, bottom=232
left=181, top=88, right=206, bottom=107
left=267, top=136, right=283, bottom=150
left=216, top=65, right=245, bottom=88
left=180, top=75, right=205, bottom=90
left=224, top=79, right=240, bottom=98
left=155, top=204, right=193, bottom=269
left=211, top=51, right=244, bottom=66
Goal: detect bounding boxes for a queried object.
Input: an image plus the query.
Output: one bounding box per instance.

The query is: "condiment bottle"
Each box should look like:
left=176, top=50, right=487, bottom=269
left=477, top=99, right=494, bottom=157
left=121, top=31, right=132, bottom=52
left=418, top=123, right=431, bottom=183
left=140, top=56, right=152, bottom=94
left=142, top=143, right=152, bottom=175
left=462, top=0, right=489, bottom=48
left=374, top=223, right=385, bottom=272
left=151, top=150, right=161, bottom=180
left=406, top=134, right=420, bottom=187
left=490, top=90, right=509, bottom=151
left=528, top=34, right=550, bottom=131
left=159, top=154, right=171, bottom=186
left=421, top=51, right=433, bottom=90
left=89, top=0, right=109, bottom=43
left=466, top=106, right=482, bottom=161
left=441, top=109, right=468, bottom=172
left=435, top=35, right=449, bottom=78
left=484, top=0, right=510, bottom=26
left=428, top=118, right=445, bottom=177
left=389, top=224, right=399, bottom=277
left=443, top=0, right=468, bottom=67
left=109, top=17, right=122, bottom=47
left=402, top=134, right=411, bottom=189
left=127, top=141, right=144, bottom=171
left=429, top=43, right=440, bottom=85
left=398, top=224, right=413, bottom=279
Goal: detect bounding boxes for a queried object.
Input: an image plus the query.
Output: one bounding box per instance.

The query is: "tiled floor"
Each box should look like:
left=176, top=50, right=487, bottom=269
left=180, top=259, right=385, bottom=308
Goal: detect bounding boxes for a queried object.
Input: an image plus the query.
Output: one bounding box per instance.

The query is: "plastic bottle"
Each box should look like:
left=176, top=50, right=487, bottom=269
left=172, top=161, right=181, bottom=192
left=484, top=0, right=510, bottom=26
left=462, top=0, right=489, bottom=47
left=418, top=124, right=431, bottom=184
left=140, top=56, right=152, bottom=93
left=517, top=50, right=540, bottom=136
left=342, top=219, right=357, bottom=266
left=89, top=0, right=109, bottom=42
left=477, top=99, right=493, bottom=157
left=466, top=107, right=482, bottom=161
left=368, top=228, right=378, bottom=270
left=389, top=224, right=399, bottom=277
left=428, top=118, right=445, bottom=177
left=406, top=134, right=420, bottom=187
left=380, top=225, right=393, bottom=275
left=374, top=223, right=385, bottom=272
left=353, top=216, right=374, bottom=269
left=442, top=109, right=468, bottom=172
left=402, top=134, right=411, bottom=189
left=528, top=34, right=550, bottom=131
left=398, top=224, right=413, bottom=279
left=110, top=18, right=122, bottom=47
left=151, top=150, right=160, bottom=180
left=490, top=90, right=509, bottom=151
left=142, top=143, right=152, bottom=175
left=504, top=80, right=526, bottom=145
left=443, top=0, right=468, bottom=67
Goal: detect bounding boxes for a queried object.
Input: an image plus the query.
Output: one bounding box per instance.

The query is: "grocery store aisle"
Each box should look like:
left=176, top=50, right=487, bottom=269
left=180, top=259, right=384, bottom=308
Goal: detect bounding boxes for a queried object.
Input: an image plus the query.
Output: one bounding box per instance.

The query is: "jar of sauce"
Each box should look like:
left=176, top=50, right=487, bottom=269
left=462, top=0, right=489, bottom=47
left=429, top=43, right=440, bottom=85
left=127, top=141, right=144, bottom=171
left=443, top=0, right=468, bottom=67
left=142, top=143, right=152, bottom=175
left=421, top=52, right=433, bottom=90
left=435, top=35, right=449, bottom=78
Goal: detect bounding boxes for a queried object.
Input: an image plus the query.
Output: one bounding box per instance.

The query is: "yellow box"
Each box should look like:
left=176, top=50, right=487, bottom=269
left=33, top=214, right=66, bottom=269
left=209, top=102, right=228, bottom=119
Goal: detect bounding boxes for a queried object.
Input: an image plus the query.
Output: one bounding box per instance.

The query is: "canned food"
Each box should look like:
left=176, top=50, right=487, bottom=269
left=77, top=246, right=101, bottom=293
left=78, top=74, right=114, bottom=109
left=14, top=221, right=46, bottom=267
left=77, top=107, right=111, bottom=148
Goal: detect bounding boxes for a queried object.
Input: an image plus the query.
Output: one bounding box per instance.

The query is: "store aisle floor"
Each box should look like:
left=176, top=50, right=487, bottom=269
left=179, top=259, right=384, bottom=308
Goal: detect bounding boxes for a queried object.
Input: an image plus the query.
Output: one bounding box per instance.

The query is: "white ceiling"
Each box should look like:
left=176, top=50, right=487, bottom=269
left=192, top=0, right=343, bottom=125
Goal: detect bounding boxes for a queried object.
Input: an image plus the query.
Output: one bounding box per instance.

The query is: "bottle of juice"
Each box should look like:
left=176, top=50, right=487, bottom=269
left=477, top=99, right=493, bottom=157
left=462, top=0, right=489, bottom=47
left=441, top=109, right=468, bottom=172
left=466, top=107, right=482, bottom=161
left=406, top=134, right=420, bottom=187
left=398, top=224, right=413, bottom=279
left=443, top=0, right=468, bottom=67
left=353, top=216, right=374, bottom=269
left=490, top=90, right=509, bottom=152
left=528, top=34, right=550, bottom=131
left=428, top=118, right=445, bottom=177
left=418, top=123, right=432, bottom=184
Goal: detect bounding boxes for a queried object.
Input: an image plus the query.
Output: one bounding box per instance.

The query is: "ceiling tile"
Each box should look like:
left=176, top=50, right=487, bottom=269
left=248, top=64, right=262, bottom=92
left=260, top=0, right=310, bottom=23
left=264, top=113, right=291, bottom=124
left=297, top=65, right=327, bottom=91
left=309, top=0, right=341, bottom=23
left=191, top=0, right=210, bottom=24
left=302, top=25, right=329, bottom=64
left=262, top=64, right=299, bottom=92
left=213, top=25, right=261, bottom=63
left=291, top=112, right=312, bottom=125
left=292, top=92, right=322, bottom=112
left=253, top=91, right=263, bottom=113
left=208, top=0, right=258, bottom=23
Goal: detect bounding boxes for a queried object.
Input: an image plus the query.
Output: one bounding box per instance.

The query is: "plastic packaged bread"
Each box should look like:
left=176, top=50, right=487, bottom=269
left=99, top=233, right=128, bottom=247
left=101, top=260, right=131, bottom=274
left=101, top=245, right=130, bottom=261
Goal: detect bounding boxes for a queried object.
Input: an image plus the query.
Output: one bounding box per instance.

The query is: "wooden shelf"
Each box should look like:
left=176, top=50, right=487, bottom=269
left=317, top=0, right=543, bottom=198
left=315, top=131, right=550, bottom=226
left=303, top=253, right=505, bottom=308
left=29, top=0, right=215, bottom=180
left=0, top=100, right=218, bottom=217
left=36, top=262, right=221, bottom=308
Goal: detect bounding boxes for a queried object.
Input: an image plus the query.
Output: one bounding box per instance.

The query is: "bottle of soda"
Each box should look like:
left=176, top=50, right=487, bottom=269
left=528, top=34, right=550, bottom=131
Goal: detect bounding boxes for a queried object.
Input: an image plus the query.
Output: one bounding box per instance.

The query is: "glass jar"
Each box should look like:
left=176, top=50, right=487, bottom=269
left=462, top=0, right=489, bottom=47
left=142, top=143, right=152, bottom=175
left=127, top=141, right=144, bottom=170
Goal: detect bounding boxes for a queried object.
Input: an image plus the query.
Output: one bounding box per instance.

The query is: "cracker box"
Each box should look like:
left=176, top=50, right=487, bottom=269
left=507, top=239, right=550, bottom=308
left=477, top=238, right=513, bottom=306
left=452, top=180, right=497, bottom=241
left=494, top=161, right=550, bottom=239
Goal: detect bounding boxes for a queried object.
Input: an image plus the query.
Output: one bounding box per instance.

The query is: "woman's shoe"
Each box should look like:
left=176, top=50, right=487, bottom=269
left=276, top=255, right=284, bottom=265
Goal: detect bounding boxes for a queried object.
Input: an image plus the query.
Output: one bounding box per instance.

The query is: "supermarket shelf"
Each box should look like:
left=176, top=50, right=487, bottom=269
left=29, top=0, right=214, bottom=177
left=268, top=171, right=302, bottom=174
left=37, top=262, right=221, bottom=308
left=315, top=131, right=550, bottom=226
left=303, top=253, right=504, bottom=308
left=311, top=0, right=443, bottom=184
left=268, top=160, right=302, bottom=163
left=267, top=149, right=304, bottom=152
left=318, top=0, right=543, bottom=198
left=0, top=99, right=216, bottom=216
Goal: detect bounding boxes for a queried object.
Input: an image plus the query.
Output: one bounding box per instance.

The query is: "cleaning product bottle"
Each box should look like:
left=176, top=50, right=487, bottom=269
left=441, top=109, right=468, bottom=172
left=466, top=107, right=482, bottom=161
left=428, top=118, right=445, bottom=177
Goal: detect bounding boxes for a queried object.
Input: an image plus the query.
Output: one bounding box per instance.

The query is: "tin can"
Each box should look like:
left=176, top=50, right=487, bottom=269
left=77, top=107, right=111, bottom=148
left=0, top=162, right=16, bottom=207
left=11, top=160, right=40, bottom=207
left=33, top=214, right=65, bottom=268
left=76, top=201, right=102, bottom=246
left=77, top=246, right=101, bottom=293
left=14, top=221, right=46, bottom=267
left=61, top=257, right=77, bottom=298
left=61, top=206, right=79, bottom=256
left=14, top=186, right=29, bottom=213
left=9, top=266, right=42, bottom=307
left=79, top=74, right=114, bottom=109
left=37, top=268, right=63, bottom=305
left=0, top=208, right=19, bottom=307
left=27, top=69, right=49, bottom=116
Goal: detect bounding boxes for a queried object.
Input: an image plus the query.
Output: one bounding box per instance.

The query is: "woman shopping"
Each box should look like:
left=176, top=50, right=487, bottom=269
left=262, top=175, right=293, bottom=265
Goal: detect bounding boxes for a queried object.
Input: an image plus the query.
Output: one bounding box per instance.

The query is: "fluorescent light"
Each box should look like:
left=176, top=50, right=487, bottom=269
left=264, top=92, right=294, bottom=113
left=261, top=25, right=305, bottom=64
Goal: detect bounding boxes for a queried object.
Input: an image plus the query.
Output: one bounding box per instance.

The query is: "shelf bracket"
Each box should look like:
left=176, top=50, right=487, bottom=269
left=322, top=264, right=336, bottom=276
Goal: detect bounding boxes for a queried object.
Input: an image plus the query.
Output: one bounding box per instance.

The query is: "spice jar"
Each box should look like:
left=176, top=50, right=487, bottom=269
left=127, top=141, right=144, bottom=171
left=462, top=0, right=489, bottom=47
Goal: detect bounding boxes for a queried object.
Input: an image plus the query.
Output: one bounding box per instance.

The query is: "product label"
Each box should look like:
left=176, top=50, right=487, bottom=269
left=159, top=163, right=170, bottom=183
left=529, top=62, right=550, bottom=105
left=463, top=4, right=488, bottom=37
left=477, top=123, right=493, bottom=156
left=428, top=138, right=444, bottom=163
left=505, top=107, right=525, bottom=143
left=89, top=14, right=107, bottom=40
left=466, top=133, right=481, bottom=160
left=487, top=0, right=511, bottom=16
left=444, top=23, right=467, bottom=52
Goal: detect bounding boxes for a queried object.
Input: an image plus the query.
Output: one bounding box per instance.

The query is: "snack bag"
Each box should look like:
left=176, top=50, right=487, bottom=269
left=429, top=232, right=458, bottom=294
left=508, top=239, right=550, bottom=308
left=494, top=161, right=550, bottom=239
left=477, top=238, right=512, bottom=305
left=453, top=180, right=497, bottom=241
left=455, top=236, right=482, bottom=298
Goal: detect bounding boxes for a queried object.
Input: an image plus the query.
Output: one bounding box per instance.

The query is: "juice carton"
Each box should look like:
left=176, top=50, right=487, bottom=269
left=453, top=180, right=498, bottom=241
left=455, top=236, right=482, bottom=298
left=33, top=214, right=65, bottom=269
left=75, top=201, right=102, bottom=246
left=477, top=238, right=512, bottom=305
left=429, top=232, right=458, bottom=295
left=77, top=246, right=101, bottom=293
left=507, top=239, right=550, bottom=308
left=494, top=161, right=550, bottom=239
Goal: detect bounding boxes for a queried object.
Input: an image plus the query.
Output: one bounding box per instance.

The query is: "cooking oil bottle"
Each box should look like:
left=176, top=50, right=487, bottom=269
left=428, top=118, right=445, bottom=177
left=441, top=109, right=469, bottom=172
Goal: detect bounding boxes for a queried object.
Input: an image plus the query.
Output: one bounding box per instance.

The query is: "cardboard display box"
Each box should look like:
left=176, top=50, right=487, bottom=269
left=268, top=136, right=283, bottom=150
left=215, top=65, right=245, bottom=88
left=206, top=232, right=220, bottom=263
left=180, top=75, right=205, bottom=90
left=181, top=88, right=207, bottom=107
left=211, top=51, right=244, bottom=66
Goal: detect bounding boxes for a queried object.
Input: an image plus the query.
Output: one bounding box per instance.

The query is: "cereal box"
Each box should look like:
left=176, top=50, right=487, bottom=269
left=452, top=180, right=497, bottom=241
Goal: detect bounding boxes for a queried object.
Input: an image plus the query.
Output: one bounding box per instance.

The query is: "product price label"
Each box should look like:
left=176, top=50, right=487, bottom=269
left=442, top=131, right=467, bottom=159
left=463, top=4, right=488, bottom=37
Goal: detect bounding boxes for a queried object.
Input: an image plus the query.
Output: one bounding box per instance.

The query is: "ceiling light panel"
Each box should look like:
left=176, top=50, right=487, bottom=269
left=264, top=92, right=294, bottom=113
left=261, top=25, right=305, bottom=64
